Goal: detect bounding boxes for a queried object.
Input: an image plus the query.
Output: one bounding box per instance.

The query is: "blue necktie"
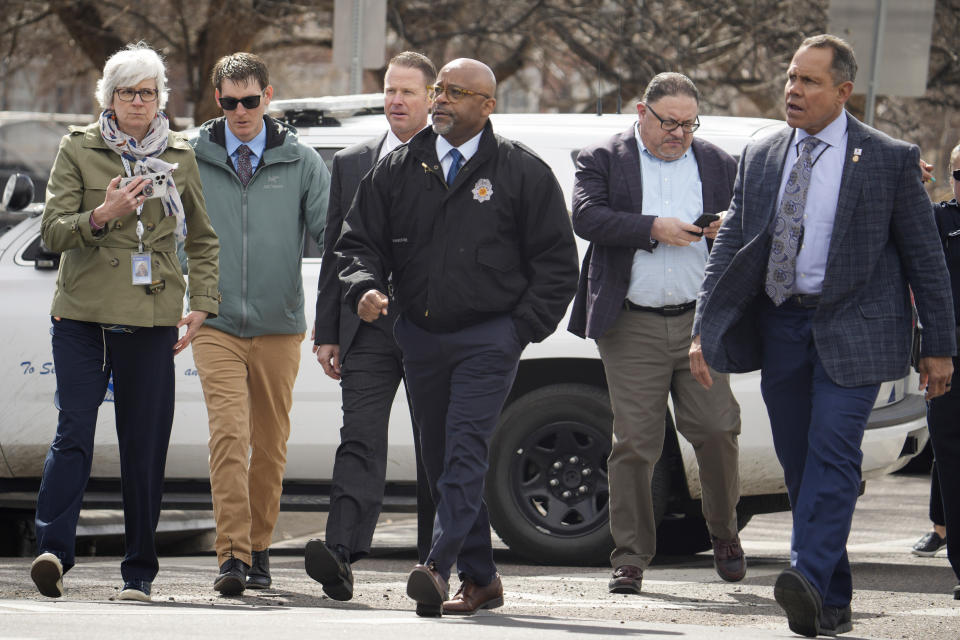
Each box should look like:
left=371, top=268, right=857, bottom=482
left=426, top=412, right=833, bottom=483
left=765, top=135, right=821, bottom=305
left=446, top=148, right=463, bottom=185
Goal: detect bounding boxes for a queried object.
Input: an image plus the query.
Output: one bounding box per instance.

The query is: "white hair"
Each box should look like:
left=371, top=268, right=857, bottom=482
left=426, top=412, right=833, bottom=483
left=95, top=42, right=169, bottom=111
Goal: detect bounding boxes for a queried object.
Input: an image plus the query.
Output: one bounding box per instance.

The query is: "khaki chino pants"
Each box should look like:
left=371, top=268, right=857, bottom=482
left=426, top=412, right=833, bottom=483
left=192, top=325, right=303, bottom=566
left=597, top=308, right=741, bottom=570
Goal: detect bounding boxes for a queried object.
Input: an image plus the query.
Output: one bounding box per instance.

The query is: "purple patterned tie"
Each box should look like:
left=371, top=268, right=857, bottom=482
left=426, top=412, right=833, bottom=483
left=235, top=144, right=253, bottom=186
left=765, top=135, right=821, bottom=306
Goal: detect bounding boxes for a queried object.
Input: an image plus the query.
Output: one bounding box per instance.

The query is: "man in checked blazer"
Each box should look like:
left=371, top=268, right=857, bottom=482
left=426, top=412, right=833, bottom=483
left=568, top=72, right=746, bottom=596
left=305, top=51, right=436, bottom=602
left=691, top=35, right=955, bottom=637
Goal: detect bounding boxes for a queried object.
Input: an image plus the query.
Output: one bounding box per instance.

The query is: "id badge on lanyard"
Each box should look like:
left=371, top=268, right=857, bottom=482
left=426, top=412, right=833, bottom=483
left=122, top=157, right=152, bottom=285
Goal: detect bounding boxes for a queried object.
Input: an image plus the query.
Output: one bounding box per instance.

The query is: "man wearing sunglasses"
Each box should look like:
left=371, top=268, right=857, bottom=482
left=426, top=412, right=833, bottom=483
left=568, top=72, right=745, bottom=596
left=190, top=52, right=329, bottom=596
left=336, top=58, right=579, bottom=616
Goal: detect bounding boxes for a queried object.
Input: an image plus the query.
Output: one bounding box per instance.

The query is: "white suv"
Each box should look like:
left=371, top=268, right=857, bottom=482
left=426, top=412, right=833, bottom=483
left=0, top=98, right=929, bottom=563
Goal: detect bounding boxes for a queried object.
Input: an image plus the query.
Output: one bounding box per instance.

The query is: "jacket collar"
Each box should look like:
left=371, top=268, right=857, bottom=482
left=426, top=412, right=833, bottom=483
left=195, top=115, right=300, bottom=166
left=409, top=120, right=497, bottom=167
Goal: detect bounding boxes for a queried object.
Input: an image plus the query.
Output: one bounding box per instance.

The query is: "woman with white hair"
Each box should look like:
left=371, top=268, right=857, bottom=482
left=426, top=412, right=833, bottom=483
left=30, top=42, right=220, bottom=602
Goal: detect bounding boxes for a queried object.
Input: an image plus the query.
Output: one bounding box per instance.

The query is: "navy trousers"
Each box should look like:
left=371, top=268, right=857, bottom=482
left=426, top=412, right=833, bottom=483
left=326, top=321, right=436, bottom=563
left=758, top=301, right=879, bottom=608
left=394, top=314, right=523, bottom=585
left=927, top=357, right=960, bottom=582
left=35, top=318, right=177, bottom=583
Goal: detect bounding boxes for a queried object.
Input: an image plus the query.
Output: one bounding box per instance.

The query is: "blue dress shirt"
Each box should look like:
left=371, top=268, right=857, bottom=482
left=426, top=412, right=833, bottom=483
left=224, top=120, right=267, bottom=173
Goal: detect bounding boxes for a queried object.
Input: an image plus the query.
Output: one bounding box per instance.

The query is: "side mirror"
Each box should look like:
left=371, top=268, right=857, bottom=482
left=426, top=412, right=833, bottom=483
left=2, top=173, right=35, bottom=212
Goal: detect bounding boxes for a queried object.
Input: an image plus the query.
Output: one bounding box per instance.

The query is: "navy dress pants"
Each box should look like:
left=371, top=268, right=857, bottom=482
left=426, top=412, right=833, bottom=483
left=394, top=314, right=523, bottom=585
left=758, top=301, right=879, bottom=608
left=35, top=318, right=176, bottom=583
left=927, top=357, right=960, bottom=582
left=326, top=321, right=436, bottom=563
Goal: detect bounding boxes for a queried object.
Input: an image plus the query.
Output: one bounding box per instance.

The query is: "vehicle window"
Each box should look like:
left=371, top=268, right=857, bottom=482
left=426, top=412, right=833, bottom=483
left=20, top=232, right=51, bottom=262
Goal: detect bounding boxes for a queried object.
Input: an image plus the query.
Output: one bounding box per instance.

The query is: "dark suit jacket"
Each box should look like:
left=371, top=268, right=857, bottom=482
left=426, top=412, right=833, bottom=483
left=567, top=129, right=738, bottom=339
left=694, top=112, right=956, bottom=387
left=313, top=133, right=387, bottom=357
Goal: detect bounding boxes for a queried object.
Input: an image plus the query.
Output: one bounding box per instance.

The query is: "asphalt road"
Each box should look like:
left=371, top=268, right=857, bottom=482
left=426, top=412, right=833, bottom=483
left=0, top=472, right=956, bottom=639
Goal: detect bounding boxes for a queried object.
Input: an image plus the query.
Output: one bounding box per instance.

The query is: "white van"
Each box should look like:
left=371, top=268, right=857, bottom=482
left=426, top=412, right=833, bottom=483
left=0, top=97, right=929, bottom=563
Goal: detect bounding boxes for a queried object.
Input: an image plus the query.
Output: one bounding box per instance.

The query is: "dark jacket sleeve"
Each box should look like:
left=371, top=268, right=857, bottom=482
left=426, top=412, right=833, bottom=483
left=314, top=153, right=346, bottom=345
left=571, top=144, right=656, bottom=250
left=512, top=157, right=580, bottom=343
left=336, top=163, right=391, bottom=316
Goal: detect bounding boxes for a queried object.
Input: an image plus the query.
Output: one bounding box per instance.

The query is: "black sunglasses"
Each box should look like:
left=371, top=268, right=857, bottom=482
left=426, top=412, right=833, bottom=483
left=219, top=94, right=262, bottom=110
left=954, top=169, right=960, bottom=181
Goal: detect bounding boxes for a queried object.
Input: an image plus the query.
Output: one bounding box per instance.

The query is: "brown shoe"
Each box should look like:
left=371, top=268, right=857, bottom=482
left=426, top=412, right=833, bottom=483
left=442, top=574, right=504, bottom=615
left=608, top=565, right=643, bottom=594
left=712, top=535, right=747, bottom=582
left=406, top=564, right=449, bottom=617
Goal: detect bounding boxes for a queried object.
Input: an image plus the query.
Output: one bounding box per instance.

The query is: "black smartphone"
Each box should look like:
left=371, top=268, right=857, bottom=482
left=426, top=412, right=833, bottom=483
left=693, top=213, right=720, bottom=228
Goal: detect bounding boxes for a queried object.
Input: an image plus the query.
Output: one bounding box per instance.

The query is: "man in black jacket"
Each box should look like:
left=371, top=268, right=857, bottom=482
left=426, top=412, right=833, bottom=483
left=337, top=58, right=579, bottom=617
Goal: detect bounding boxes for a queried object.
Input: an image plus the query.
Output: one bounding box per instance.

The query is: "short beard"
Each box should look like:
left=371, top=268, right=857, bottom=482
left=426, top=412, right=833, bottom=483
left=432, top=119, right=453, bottom=135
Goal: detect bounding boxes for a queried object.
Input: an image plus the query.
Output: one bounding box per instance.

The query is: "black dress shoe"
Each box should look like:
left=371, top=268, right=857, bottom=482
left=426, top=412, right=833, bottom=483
left=608, top=565, right=643, bottom=594
left=819, top=604, right=853, bottom=636
left=773, top=568, right=822, bottom=638
left=214, top=557, right=249, bottom=596
left=953, top=584, right=960, bottom=600
left=304, top=539, right=353, bottom=601
left=406, top=564, right=449, bottom=617
left=246, top=549, right=271, bottom=589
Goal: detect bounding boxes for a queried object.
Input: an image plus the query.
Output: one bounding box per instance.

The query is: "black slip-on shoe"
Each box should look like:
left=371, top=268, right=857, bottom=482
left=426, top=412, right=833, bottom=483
left=773, top=568, right=822, bottom=638
left=911, top=531, right=947, bottom=557
left=304, top=539, right=354, bottom=601
left=819, top=604, right=853, bottom=636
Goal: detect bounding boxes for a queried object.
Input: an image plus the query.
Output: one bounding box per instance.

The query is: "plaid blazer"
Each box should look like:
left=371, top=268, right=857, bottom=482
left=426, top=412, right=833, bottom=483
left=694, top=113, right=956, bottom=386
left=567, top=129, right=737, bottom=339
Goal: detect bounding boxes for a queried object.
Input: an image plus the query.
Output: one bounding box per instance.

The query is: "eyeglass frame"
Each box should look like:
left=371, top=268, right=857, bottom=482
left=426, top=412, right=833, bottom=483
left=218, top=93, right=264, bottom=111
left=114, top=88, right=159, bottom=103
left=427, top=83, right=491, bottom=102
left=644, top=103, right=700, bottom=134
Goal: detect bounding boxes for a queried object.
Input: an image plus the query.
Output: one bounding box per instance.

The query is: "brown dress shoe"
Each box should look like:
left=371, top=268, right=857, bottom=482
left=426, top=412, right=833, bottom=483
left=712, top=535, right=747, bottom=582
left=442, top=574, right=504, bottom=615
left=608, top=565, right=643, bottom=594
left=406, top=564, right=449, bottom=617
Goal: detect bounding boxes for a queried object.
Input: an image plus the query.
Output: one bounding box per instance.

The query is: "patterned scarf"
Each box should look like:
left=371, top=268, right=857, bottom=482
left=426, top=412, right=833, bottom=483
left=99, top=109, right=186, bottom=240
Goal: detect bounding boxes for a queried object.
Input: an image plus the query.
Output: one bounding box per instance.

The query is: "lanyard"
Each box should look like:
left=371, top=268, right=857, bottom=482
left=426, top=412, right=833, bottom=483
left=121, top=157, right=146, bottom=253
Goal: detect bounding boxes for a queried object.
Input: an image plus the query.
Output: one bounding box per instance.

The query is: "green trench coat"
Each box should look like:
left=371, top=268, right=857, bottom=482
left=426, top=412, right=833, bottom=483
left=42, top=122, right=220, bottom=326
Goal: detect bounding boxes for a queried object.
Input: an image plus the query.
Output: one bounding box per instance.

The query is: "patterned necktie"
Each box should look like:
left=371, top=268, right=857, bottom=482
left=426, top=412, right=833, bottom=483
left=236, top=144, right=253, bottom=186
left=446, top=148, right=463, bottom=185
left=765, top=135, right=822, bottom=306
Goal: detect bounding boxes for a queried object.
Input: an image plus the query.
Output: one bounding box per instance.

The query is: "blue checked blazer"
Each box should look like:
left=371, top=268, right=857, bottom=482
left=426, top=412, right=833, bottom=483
left=567, top=129, right=737, bottom=339
left=693, top=112, right=956, bottom=387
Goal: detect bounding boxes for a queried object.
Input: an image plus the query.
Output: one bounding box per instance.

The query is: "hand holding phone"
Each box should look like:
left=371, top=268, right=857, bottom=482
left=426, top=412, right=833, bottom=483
left=692, top=213, right=720, bottom=228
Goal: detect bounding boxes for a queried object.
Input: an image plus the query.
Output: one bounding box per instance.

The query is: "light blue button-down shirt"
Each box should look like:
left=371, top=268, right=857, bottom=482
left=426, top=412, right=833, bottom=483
left=626, top=124, right=706, bottom=307
left=777, top=111, right=848, bottom=295
left=224, top=120, right=267, bottom=173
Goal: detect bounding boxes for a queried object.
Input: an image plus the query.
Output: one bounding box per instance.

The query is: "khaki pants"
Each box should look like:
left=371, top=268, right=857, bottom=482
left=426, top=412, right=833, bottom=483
left=597, top=308, right=741, bottom=570
left=192, top=326, right=303, bottom=566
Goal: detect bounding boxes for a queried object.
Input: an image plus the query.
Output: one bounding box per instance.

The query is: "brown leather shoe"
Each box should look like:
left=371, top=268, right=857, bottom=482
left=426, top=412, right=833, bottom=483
left=712, top=535, right=747, bottom=582
left=608, top=565, right=643, bottom=594
left=442, top=574, right=504, bottom=615
left=406, top=564, right=449, bottom=617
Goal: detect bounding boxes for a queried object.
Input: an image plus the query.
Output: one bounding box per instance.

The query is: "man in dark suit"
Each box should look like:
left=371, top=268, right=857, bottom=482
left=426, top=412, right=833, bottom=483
left=691, top=35, right=955, bottom=637
left=304, top=51, right=436, bottom=602
left=568, top=72, right=745, bottom=596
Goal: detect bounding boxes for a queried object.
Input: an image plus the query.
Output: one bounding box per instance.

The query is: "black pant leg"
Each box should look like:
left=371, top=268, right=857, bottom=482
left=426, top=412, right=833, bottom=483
left=928, top=359, right=960, bottom=581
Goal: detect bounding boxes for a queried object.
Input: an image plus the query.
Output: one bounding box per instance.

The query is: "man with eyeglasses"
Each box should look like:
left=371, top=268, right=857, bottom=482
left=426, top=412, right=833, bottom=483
left=190, top=52, right=329, bottom=596
left=336, top=58, right=578, bottom=616
left=692, top=36, right=953, bottom=636
left=305, top=51, right=437, bottom=604
left=568, top=72, right=745, bottom=596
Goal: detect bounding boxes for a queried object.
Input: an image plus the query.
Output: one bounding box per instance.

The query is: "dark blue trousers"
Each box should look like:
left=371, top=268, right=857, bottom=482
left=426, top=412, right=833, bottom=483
left=758, top=301, right=879, bottom=608
left=35, top=318, right=177, bottom=583
left=927, top=357, right=960, bottom=582
left=394, top=314, right=523, bottom=585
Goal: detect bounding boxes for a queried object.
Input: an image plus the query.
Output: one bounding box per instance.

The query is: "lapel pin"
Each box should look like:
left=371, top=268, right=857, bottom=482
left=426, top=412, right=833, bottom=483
left=852, top=147, right=862, bottom=163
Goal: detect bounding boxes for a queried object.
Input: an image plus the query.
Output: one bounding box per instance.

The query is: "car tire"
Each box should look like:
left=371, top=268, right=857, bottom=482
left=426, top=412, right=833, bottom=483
left=486, top=383, right=678, bottom=565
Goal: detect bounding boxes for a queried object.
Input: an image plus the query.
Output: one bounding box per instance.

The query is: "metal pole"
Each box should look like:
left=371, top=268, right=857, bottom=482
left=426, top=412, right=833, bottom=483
left=349, top=0, right=364, bottom=94
left=864, top=0, right=888, bottom=127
